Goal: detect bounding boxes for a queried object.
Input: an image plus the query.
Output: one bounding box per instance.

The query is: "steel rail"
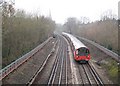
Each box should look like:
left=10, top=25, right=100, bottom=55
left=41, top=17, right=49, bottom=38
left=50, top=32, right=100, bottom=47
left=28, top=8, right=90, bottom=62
left=86, top=64, right=100, bottom=85
left=63, top=33, right=105, bottom=85
left=82, top=64, right=93, bottom=85
left=65, top=46, right=68, bottom=85
left=58, top=43, right=64, bottom=85
left=58, top=36, right=68, bottom=85
left=47, top=36, right=63, bottom=85
left=88, top=62, right=104, bottom=86
left=47, top=36, right=67, bottom=85
left=78, top=65, right=86, bottom=85
left=63, top=34, right=79, bottom=84
left=27, top=39, right=58, bottom=86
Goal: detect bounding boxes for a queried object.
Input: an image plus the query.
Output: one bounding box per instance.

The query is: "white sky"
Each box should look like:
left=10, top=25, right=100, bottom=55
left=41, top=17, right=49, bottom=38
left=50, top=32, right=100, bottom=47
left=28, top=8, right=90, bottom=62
left=13, top=0, right=119, bottom=24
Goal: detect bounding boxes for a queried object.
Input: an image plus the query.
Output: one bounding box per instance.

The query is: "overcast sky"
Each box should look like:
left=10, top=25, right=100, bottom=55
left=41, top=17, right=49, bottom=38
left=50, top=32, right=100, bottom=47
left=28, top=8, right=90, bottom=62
left=14, top=0, right=119, bottom=24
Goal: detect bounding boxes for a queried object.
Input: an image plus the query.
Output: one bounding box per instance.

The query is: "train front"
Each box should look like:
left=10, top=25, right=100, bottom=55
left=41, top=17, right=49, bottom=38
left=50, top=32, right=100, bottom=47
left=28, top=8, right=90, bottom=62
left=74, top=47, right=90, bottom=63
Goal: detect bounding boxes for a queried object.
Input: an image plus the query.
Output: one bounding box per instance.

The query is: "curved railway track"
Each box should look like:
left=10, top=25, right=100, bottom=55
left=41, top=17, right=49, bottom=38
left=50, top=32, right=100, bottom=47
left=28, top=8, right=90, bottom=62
left=64, top=34, right=105, bottom=85
left=26, top=35, right=72, bottom=85
left=2, top=34, right=109, bottom=85
left=47, top=36, right=68, bottom=85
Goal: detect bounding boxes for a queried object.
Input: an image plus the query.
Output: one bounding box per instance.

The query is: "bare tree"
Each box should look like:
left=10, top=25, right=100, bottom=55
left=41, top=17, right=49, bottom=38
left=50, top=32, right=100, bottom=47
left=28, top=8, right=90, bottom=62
left=101, top=10, right=117, bottom=20
left=64, top=17, right=79, bottom=34
left=79, top=17, right=90, bottom=24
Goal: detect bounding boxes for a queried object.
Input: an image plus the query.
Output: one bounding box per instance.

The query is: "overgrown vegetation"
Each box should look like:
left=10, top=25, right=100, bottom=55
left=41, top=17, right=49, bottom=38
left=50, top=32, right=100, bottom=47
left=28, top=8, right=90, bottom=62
left=102, top=58, right=118, bottom=83
left=2, top=2, right=56, bottom=67
left=76, top=20, right=118, bottom=53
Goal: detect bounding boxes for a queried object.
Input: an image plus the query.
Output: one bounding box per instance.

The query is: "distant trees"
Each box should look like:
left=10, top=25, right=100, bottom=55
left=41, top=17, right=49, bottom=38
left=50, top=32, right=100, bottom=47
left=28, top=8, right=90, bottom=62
left=79, top=17, right=90, bottom=24
left=2, top=1, right=56, bottom=67
left=76, top=19, right=118, bottom=54
left=63, top=17, right=90, bottom=35
left=63, top=10, right=118, bottom=54
left=2, top=1, right=15, bottom=17
left=100, top=10, right=117, bottom=20
left=63, top=17, right=79, bottom=34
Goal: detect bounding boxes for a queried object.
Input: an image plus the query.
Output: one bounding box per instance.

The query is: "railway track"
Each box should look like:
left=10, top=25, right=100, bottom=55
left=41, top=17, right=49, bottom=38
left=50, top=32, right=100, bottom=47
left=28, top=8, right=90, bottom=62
left=2, top=33, right=110, bottom=85
left=27, top=39, right=58, bottom=85
left=64, top=34, right=105, bottom=85
left=78, top=62, right=104, bottom=85
left=27, top=35, right=71, bottom=85
left=47, top=36, right=68, bottom=85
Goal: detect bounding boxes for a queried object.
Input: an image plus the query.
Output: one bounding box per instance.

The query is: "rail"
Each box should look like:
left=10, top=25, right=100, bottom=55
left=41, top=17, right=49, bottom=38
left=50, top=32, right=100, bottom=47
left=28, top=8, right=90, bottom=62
left=47, top=36, right=63, bottom=85
left=27, top=39, right=58, bottom=86
left=64, top=33, right=104, bottom=85
left=77, top=36, right=120, bottom=63
left=0, top=37, right=53, bottom=81
left=88, top=62, right=104, bottom=85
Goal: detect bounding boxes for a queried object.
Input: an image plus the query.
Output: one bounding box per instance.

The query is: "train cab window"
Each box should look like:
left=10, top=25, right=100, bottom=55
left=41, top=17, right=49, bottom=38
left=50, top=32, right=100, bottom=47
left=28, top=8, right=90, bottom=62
left=77, top=47, right=89, bottom=56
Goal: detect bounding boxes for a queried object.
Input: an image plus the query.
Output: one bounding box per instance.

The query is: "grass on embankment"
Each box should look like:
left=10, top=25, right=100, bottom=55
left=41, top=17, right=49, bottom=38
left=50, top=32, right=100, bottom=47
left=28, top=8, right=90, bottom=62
left=101, top=58, right=118, bottom=84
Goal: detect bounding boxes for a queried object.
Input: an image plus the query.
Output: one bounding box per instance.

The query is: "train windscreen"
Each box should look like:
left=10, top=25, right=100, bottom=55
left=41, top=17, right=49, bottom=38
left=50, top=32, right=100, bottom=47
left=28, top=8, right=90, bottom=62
left=77, top=47, right=90, bottom=56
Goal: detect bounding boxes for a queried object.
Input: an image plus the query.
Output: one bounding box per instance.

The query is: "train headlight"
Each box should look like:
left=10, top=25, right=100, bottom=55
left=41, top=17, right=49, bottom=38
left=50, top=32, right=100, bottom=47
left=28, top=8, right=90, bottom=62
left=87, top=55, right=90, bottom=58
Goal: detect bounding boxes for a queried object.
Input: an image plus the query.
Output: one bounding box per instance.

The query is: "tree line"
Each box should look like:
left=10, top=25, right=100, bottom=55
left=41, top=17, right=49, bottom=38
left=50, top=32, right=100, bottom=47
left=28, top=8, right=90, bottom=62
left=63, top=10, right=118, bottom=54
left=2, top=1, right=56, bottom=67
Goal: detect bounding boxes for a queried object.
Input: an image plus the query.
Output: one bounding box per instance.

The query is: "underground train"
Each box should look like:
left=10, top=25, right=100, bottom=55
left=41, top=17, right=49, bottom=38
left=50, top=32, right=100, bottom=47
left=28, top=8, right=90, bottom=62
left=62, top=32, right=90, bottom=63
